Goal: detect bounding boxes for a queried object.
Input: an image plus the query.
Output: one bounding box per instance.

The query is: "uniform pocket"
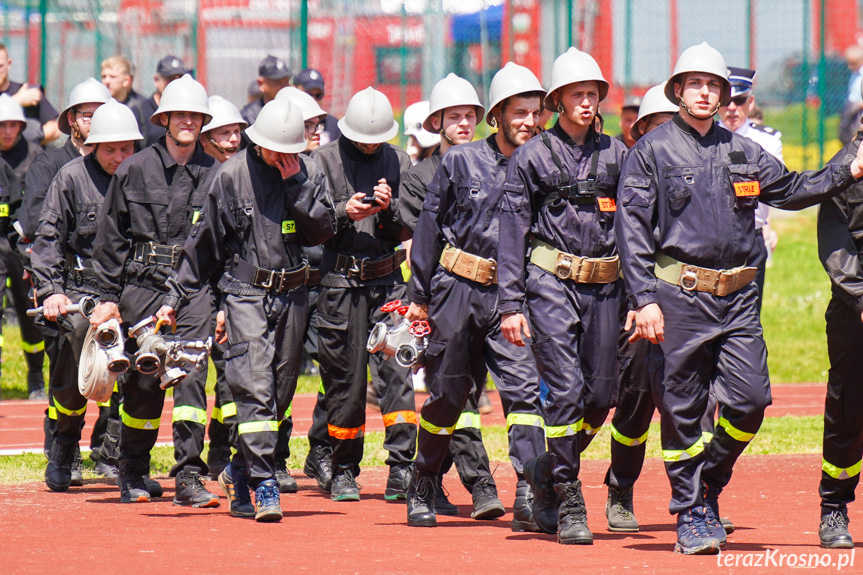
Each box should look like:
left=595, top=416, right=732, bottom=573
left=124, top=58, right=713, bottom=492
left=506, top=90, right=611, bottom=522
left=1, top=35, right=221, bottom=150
left=223, top=342, right=251, bottom=397
left=228, top=198, right=255, bottom=231
left=316, top=313, right=353, bottom=382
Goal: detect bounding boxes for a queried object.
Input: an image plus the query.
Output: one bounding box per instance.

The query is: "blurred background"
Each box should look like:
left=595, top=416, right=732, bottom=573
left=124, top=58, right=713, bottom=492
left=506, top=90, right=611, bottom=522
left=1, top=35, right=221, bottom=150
left=1, top=0, right=862, bottom=170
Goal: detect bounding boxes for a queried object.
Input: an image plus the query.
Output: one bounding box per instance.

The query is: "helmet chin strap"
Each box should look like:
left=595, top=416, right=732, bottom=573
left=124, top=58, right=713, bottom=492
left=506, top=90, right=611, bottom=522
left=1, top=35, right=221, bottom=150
left=208, top=138, right=237, bottom=155
left=678, top=96, right=721, bottom=119
left=165, top=113, right=195, bottom=147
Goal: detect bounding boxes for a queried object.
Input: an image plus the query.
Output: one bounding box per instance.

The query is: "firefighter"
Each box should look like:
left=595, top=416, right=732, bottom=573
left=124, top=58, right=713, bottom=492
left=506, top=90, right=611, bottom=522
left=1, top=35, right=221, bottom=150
left=604, top=82, right=677, bottom=533
left=293, top=68, right=341, bottom=147
left=404, top=62, right=547, bottom=531
left=157, top=98, right=336, bottom=522
left=138, top=55, right=188, bottom=148
left=197, top=94, right=248, bottom=480
left=397, top=73, right=504, bottom=519
left=498, top=48, right=627, bottom=545
left=402, top=101, right=439, bottom=165
left=815, top=76, right=863, bottom=549
left=88, top=75, right=220, bottom=507
left=100, top=56, right=149, bottom=141
left=0, top=93, right=46, bottom=401
left=241, top=54, right=292, bottom=127
left=31, top=100, right=142, bottom=491
left=616, top=42, right=863, bottom=555
left=310, top=87, right=414, bottom=502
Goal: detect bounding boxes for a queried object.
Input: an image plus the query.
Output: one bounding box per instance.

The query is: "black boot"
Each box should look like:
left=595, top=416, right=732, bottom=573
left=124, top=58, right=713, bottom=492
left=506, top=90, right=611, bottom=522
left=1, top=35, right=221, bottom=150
left=26, top=350, right=46, bottom=401
left=70, top=445, right=83, bottom=486
left=385, top=465, right=410, bottom=501
left=523, top=453, right=558, bottom=534
left=555, top=480, right=593, bottom=545
left=45, top=442, right=76, bottom=492
left=820, top=509, right=854, bottom=549
left=470, top=476, right=505, bottom=520
left=173, top=470, right=220, bottom=508
left=512, top=479, right=540, bottom=532
left=274, top=458, right=298, bottom=494
left=303, top=444, right=333, bottom=492
left=118, top=461, right=150, bottom=503
left=606, top=484, right=638, bottom=532
left=434, top=475, right=458, bottom=516
left=407, top=469, right=437, bottom=527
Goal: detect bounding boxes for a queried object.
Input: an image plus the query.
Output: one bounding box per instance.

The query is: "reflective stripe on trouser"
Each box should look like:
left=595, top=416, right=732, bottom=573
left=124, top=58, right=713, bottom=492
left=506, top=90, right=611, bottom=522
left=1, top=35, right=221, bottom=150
left=47, top=302, right=91, bottom=445
left=318, top=284, right=416, bottom=474
left=820, top=296, right=863, bottom=511
left=223, top=290, right=306, bottom=489
left=655, top=280, right=770, bottom=514
left=383, top=410, right=418, bottom=427
left=117, top=284, right=212, bottom=477
left=524, top=265, right=620, bottom=484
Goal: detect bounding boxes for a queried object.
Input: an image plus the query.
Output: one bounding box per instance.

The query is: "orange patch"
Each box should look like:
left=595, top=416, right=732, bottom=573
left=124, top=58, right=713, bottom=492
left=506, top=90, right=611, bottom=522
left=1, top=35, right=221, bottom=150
left=597, top=197, right=617, bottom=212
left=733, top=181, right=760, bottom=197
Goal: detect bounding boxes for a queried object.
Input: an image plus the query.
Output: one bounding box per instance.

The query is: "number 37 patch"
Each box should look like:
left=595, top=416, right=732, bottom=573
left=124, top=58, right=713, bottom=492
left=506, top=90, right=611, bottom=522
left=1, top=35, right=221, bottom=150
left=733, top=181, right=760, bottom=197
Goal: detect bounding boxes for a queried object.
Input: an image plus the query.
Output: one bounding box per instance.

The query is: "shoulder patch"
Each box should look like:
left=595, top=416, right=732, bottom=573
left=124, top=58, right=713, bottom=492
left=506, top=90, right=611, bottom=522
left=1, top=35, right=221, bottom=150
left=749, top=122, right=777, bottom=135
left=728, top=151, right=748, bottom=165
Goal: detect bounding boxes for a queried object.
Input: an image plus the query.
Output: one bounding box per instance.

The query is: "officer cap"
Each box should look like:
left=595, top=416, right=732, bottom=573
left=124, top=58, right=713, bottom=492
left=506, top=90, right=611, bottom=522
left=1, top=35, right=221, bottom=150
left=156, top=55, right=188, bottom=78
left=728, top=66, right=756, bottom=99
left=258, top=54, right=292, bottom=81
left=294, top=68, right=325, bottom=93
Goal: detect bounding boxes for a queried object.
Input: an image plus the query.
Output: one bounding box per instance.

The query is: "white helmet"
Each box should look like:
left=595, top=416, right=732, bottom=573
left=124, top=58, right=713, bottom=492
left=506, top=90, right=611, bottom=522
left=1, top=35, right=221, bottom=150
left=544, top=47, right=609, bottom=111
left=337, top=87, right=399, bottom=144
left=0, top=94, right=26, bottom=130
left=631, top=82, right=679, bottom=140
left=59, top=78, right=111, bottom=135
left=486, top=62, right=546, bottom=126
left=275, top=86, right=328, bottom=122
left=403, top=101, right=440, bottom=149
left=150, top=74, right=211, bottom=126
left=85, top=99, right=144, bottom=145
left=202, top=96, right=247, bottom=133
left=665, top=42, right=731, bottom=106
left=245, top=99, right=306, bottom=154
left=423, top=73, right=485, bottom=132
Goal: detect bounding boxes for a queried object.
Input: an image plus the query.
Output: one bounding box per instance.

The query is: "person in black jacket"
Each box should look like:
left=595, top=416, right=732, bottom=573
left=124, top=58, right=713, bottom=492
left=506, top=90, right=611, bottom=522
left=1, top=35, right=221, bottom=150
left=32, top=100, right=142, bottom=492
left=89, top=75, right=220, bottom=507
left=158, top=98, right=336, bottom=522
left=310, top=87, right=414, bottom=502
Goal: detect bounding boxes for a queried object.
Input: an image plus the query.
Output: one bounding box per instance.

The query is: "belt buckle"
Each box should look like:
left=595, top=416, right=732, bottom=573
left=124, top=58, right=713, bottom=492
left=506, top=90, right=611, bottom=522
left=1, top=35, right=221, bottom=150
left=275, top=269, right=287, bottom=292
left=358, top=257, right=372, bottom=281
left=347, top=256, right=362, bottom=278
left=170, top=245, right=181, bottom=267
left=260, top=269, right=276, bottom=289
left=555, top=254, right=573, bottom=280
left=74, top=255, right=86, bottom=272
left=144, top=241, right=157, bottom=264
left=679, top=267, right=698, bottom=291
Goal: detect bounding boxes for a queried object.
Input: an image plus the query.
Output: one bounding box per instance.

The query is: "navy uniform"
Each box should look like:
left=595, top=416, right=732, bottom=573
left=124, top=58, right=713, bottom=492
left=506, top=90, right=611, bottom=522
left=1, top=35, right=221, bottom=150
left=92, top=138, right=218, bottom=503
left=31, top=153, right=117, bottom=488
left=617, top=113, right=858, bottom=540
left=816, top=133, right=863, bottom=548
left=310, top=133, right=415, bottom=498
left=163, top=144, right=336, bottom=518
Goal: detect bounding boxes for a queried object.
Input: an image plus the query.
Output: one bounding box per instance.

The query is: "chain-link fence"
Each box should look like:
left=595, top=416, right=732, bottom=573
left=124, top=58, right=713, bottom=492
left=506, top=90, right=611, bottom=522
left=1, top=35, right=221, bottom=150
left=2, top=0, right=862, bottom=170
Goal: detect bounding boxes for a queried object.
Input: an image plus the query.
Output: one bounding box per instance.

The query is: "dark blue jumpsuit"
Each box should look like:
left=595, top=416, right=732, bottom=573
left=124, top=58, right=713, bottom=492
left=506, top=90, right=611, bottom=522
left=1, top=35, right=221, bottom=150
left=616, top=114, right=857, bottom=514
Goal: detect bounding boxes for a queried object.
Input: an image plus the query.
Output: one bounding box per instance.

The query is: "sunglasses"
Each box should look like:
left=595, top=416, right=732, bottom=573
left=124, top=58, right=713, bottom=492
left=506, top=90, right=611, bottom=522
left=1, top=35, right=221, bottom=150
left=730, top=95, right=749, bottom=107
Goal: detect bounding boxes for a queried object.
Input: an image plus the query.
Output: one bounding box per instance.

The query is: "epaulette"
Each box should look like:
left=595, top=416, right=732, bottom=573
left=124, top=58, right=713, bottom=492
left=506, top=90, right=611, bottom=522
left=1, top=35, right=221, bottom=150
left=749, top=122, right=778, bottom=136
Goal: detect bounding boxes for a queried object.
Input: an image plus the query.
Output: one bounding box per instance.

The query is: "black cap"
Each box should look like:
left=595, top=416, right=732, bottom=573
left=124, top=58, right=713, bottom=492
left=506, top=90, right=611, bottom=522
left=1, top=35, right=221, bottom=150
left=294, top=68, right=325, bottom=93
left=156, top=55, right=187, bottom=78
left=258, top=54, right=292, bottom=81
left=247, top=80, right=262, bottom=98
left=728, top=66, right=756, bottom=98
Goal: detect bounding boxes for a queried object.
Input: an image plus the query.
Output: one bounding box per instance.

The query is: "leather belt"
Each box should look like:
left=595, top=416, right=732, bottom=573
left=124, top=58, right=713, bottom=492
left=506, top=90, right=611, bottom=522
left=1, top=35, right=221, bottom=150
left=654, top=252, right=757, bottom=297
left=132, top=242, right=181, bottom=268
left=529, top=238, right=620, bottom=283
left=439, top=244, right=497, bottom=286
left=306, top=267, right=321, bottom=287
left=333, top=250, right=407, bottom=281
left=230, top=258, right=308, bottom=293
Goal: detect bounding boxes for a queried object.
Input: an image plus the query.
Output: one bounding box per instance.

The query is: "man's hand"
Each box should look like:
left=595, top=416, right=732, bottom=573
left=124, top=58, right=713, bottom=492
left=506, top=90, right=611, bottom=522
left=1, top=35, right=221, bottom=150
left=345, top=191, right=382, bottom=221
left=12, top=83, right=42, bottom=107
left=215, top=310, right=227, bottom=345
left=851, top=140, right=863, bottom=178
left=628, top=303, right=664, bottom=344
left=42, top=294, right=73, bottom=322
left=372, top=178, right=392, bottom=211
left=405, top=302, right=428, bottom=322
left=275, top=153, right=301, bottom=180
left=155, top=305, right=176, bottom=327
left=501, top=312, right=532, bottom=347
left=89, top=302, right=121, bottom=327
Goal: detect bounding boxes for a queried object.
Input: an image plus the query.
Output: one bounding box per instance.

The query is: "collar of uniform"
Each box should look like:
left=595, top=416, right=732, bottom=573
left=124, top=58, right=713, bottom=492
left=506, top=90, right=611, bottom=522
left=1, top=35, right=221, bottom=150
left=338, top=135, right=383, bottom=164
left=484, top=134, right=507, bottom=165
left=84, top=151, right=114, bottom=184
left=551, top=120, right=597, bottom=150
left=63, top=137, right=79, bottom=157
left=672, top=112, right=716, bottom=139
left=153, top=137, right=210, bottom=173
left=1, top=135, right=29, bottom=168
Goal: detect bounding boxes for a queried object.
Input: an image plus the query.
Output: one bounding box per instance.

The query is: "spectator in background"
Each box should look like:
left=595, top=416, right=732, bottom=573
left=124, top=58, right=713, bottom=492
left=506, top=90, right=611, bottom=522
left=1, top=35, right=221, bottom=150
left=247, top=80, right=262, bottom=105
left=616, top=94, right=641, bottom=149
left=839, top=45, right=863, bottom=145
left=0, top=43, right=59, bottom=146
left=101, top=56, right=149, bottom=141
left=139, top=55, right=188, bottom=148
left=294, top=68, right=341, bottom=147
left=241, top=55, right=292, bottom=126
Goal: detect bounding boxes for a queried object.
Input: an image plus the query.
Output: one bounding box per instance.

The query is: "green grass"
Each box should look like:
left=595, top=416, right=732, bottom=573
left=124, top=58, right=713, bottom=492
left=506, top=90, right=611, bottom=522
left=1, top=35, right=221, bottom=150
left=0, top=414, right=824, bottom=485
